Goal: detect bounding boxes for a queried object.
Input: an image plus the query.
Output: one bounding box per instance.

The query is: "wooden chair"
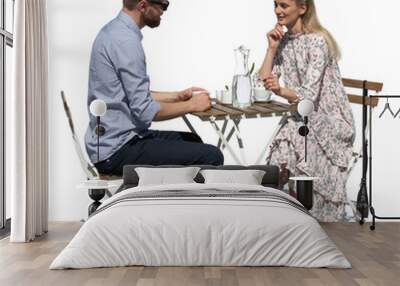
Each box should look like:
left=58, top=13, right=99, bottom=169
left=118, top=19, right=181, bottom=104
left=342, top=78, right=383, bottom=176
left=343, top=78, right=382, bottom=107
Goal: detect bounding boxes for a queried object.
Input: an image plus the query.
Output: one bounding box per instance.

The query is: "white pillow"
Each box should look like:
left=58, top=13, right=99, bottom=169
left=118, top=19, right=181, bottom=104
left=135, top=167, right=201, bottom=186
left=200, top=169, right=266, bottom=185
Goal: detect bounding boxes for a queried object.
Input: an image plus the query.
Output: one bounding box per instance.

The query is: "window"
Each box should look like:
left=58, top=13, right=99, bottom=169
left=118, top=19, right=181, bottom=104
left=0, top=0, right=14, bottom=235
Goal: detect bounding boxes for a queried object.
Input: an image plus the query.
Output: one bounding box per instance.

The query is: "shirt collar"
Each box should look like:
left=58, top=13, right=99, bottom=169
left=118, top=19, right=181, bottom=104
left=117, top=11, right=143, bottom=40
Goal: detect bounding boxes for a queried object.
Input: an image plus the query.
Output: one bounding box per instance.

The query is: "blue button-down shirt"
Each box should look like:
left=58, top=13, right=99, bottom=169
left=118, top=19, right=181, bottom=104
left=85, top=11, right=161, bottom=163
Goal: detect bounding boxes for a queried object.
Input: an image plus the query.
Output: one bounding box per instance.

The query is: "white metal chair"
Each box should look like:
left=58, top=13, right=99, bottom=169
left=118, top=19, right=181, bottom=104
left=60, top=91, right=122, bottom=198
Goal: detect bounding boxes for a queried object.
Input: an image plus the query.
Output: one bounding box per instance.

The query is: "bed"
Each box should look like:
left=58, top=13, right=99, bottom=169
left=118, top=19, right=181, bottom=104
left=50, top=165, right=351, bottom=269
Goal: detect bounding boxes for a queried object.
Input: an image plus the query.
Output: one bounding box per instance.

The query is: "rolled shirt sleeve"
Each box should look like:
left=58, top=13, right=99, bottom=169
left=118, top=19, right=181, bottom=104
left=271, top=51, right=283, bottom=77
left=111, top=38, right=160, bottom=130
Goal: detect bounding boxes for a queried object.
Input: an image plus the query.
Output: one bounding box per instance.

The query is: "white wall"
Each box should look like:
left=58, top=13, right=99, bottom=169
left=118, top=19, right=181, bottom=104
left=48, top=0, right=400, bottom=221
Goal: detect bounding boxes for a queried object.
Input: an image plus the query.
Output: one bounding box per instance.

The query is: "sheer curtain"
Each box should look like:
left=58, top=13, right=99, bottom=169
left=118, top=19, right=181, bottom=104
left=9, top=0, right=48, bottom=242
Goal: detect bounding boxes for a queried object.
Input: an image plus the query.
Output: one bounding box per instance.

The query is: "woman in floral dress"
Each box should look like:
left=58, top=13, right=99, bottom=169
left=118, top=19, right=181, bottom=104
left=258, top=0, right=356, bottom=222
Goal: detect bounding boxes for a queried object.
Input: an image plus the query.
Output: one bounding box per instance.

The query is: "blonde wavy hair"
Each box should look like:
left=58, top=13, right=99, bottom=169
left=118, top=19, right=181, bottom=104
left=297, top=0, right=341, bottom=60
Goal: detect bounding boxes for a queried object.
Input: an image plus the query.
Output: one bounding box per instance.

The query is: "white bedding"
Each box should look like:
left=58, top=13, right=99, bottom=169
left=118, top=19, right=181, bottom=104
left=50, top=183, right=351, bottom=269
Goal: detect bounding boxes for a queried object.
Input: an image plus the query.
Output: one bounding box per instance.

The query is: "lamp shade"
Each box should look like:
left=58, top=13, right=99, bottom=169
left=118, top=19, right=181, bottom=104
left=89, top=99, right=107, bottom=117
left=298, top=99, right=314, bottom=117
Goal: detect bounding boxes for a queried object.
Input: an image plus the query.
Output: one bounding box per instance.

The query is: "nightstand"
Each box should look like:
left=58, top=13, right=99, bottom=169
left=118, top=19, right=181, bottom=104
left=289, top=177, right=318, bottom=210
left=77, top=179, right=122, bottom=216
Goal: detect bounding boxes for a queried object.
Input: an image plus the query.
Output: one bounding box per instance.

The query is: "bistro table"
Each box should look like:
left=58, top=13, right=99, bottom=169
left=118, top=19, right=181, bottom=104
left=182, top=100, right=297, bottom=165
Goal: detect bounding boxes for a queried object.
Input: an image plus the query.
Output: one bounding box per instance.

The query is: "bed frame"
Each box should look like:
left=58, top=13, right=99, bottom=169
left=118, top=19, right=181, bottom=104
left=118, top=164, right=316, bottom=211
left=119, top=165, right=279, bottom=190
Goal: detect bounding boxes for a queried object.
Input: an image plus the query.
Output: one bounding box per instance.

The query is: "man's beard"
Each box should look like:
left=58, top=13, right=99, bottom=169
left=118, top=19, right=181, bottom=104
left=142, top=13, right=161, bottom=28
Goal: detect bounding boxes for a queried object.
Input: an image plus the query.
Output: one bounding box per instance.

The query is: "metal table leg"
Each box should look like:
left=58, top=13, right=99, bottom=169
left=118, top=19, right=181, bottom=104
left=221, top=117, right=242, bottom=150
left=255, top=114, right=289, bottom=165
left=231, top=117, right=247, bottom=165
left=217, top=119, right=229, bottom=148
left=182, top=115, right=242, bottom=164
left=221, top=127, right=236, bottom=150
left=209, top=117, right=243, bottom=165
left=182, top=115, right=198, bottom=135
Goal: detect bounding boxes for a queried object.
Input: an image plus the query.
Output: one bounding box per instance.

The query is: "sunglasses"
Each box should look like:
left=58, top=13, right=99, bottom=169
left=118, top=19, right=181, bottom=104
left=147, top=0, right=169, bottom=11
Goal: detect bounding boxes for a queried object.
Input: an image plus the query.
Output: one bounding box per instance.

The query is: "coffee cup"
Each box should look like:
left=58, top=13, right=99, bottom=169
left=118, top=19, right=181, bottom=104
left=220, top=90, right=232, bottom=105
left=254, top=88, right=272, bottom=102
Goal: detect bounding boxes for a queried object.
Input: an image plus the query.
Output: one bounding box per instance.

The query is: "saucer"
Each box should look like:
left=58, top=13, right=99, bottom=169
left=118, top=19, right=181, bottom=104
left=254, top=98, right=272, bottom=103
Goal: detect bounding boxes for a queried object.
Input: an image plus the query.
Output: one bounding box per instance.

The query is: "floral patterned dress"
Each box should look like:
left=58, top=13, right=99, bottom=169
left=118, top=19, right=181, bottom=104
left=267, top=32, right=356, bottom=222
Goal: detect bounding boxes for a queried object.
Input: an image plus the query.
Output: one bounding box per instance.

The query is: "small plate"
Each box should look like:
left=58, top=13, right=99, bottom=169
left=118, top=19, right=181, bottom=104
left=289, top=177, right=319, bottom=181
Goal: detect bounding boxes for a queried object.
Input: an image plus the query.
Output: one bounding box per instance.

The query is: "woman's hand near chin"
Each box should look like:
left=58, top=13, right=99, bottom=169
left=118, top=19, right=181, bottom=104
left=259, top=24, right=285, bottom=80
left=267, top=24, right=285, bottom=50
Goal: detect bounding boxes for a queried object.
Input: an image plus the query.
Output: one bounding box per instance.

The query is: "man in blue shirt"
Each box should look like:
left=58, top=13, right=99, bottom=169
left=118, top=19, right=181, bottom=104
left=85, top=0, right=224, bottom=175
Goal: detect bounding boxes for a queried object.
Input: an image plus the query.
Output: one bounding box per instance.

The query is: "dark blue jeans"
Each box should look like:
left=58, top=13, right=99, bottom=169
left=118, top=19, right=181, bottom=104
left=95, top=130, right=224, bottom=175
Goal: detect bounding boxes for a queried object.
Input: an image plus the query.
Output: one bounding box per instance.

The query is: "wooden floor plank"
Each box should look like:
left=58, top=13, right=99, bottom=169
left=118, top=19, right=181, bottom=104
left=0, top=222, right=399, bottom=286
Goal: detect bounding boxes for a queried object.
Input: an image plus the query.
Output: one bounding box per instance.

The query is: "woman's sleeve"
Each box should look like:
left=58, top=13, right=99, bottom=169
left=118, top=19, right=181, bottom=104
left=294, top=36, right=330, bottom=103
left=271, top=51, right=282, bottom=77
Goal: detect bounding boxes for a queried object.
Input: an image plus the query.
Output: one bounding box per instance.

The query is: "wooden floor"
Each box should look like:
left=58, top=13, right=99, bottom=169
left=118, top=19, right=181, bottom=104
left=0, top=222, right=399, bottom=286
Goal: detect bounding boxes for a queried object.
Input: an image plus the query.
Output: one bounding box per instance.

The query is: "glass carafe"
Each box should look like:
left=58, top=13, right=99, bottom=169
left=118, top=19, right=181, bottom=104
left=232, top=45, right=253, bottom=108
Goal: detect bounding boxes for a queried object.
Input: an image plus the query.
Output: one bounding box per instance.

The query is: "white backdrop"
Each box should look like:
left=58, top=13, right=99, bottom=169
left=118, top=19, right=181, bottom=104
left=47, top=0, right=400, bottom=221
